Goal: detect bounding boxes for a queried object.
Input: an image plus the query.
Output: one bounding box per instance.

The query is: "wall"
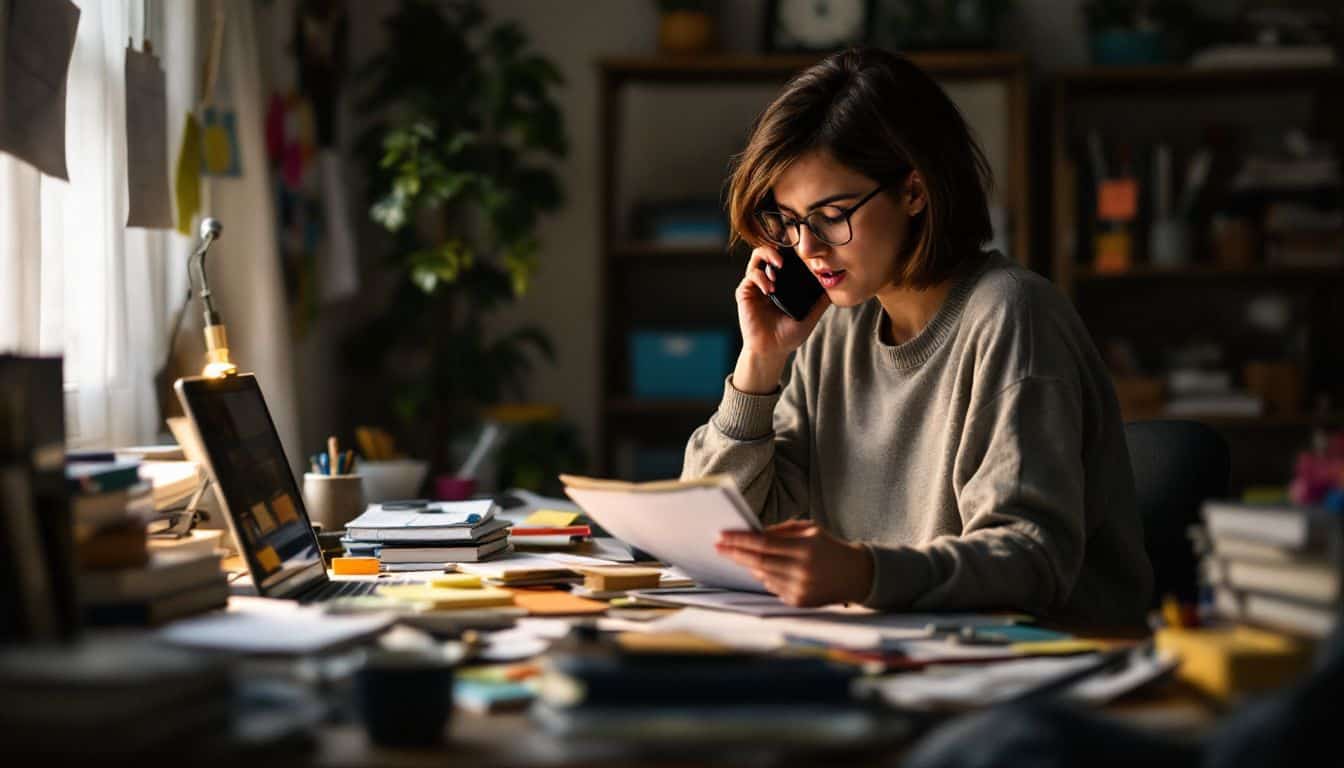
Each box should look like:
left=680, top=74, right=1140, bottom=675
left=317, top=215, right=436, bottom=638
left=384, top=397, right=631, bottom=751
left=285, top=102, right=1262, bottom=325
left=319, top=0, right=1099, bottom=470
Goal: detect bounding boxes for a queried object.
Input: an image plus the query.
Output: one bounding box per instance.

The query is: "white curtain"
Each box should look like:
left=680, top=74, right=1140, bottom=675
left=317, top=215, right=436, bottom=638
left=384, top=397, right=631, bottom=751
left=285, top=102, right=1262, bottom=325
left=0, top=0, right=191, bottom=449
left=0, top=0, right=300, bottom=465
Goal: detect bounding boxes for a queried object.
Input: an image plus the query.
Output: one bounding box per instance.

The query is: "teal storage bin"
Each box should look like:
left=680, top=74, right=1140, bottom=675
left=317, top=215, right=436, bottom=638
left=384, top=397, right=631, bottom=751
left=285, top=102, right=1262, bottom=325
left=630, top=330, right=730, bottom=400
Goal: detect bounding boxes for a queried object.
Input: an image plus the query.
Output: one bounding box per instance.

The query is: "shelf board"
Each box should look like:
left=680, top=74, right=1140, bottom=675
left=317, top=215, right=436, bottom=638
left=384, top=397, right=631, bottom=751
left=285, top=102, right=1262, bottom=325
left=1056, top=64, right=1344, bottom=95
left=1186, top=412, right=1344, bottom=429
left=606, top=399, right=718, bottom=416
left=600, top=51, right=1026, bottom=83
left=1074, top=264, right=1344, bottom=282
left=612, top=241, right=742, bottom=262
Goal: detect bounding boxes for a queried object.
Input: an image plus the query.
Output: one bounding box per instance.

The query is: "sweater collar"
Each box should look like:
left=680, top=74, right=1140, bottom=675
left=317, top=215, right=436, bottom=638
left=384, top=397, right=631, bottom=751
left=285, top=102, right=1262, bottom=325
left=873, top=250, right=998, bottom=370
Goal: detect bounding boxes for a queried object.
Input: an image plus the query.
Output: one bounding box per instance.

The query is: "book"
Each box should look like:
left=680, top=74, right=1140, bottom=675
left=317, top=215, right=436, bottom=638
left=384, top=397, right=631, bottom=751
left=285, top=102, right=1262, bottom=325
left=1214, top=586, right=1337, bottom=639
left=1201, top=501, right=1341, bottom=552
left=1205, top=557, right=1340, bottom=605
left=375, top=536, right=512, bottom=564
left=76, top=521, right=149, bottom=569
left=147, top=528, right=224, bottom=558
left=66, top=460, right=142, bottom=495
left=83, top=576, right=229, bottom=626
left=71, top=481, right=153, bottom=532
left=344, top=501, right=508, bottom=542
left=79, top=551, right=223, bottom=603
left=136, top=460, right=204, bottom=510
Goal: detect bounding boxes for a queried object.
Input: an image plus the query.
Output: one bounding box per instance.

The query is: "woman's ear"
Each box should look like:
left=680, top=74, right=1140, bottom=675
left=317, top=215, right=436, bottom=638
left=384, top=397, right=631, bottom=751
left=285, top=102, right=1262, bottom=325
left=903, top=171, right=928, bottom=216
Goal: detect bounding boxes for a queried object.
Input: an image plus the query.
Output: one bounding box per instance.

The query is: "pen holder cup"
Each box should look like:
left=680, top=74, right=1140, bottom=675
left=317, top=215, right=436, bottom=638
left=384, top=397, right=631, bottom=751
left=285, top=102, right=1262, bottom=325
left=302, top=472, right=365, bottom=532
left=355, top=650, right=455, bottom=748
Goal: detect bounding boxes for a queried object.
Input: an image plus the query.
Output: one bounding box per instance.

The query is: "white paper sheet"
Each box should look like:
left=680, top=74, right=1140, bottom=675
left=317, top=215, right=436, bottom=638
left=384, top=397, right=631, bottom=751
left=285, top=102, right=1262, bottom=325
left=564, top=481, right=764, bottom=591
left=0, top=0, right=79, bottom=179
left=855, top=650, right=1178, bottom=711
left=625, top=588, right=835, bottom=617
left=157, top=596, right=395, bottom=654
left=124, top=44, right=172, bottom=228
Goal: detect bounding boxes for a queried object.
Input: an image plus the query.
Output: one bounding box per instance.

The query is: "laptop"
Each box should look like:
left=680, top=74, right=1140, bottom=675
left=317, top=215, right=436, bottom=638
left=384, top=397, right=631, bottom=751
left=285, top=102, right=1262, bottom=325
left=174, top=374, right=407, bottom=603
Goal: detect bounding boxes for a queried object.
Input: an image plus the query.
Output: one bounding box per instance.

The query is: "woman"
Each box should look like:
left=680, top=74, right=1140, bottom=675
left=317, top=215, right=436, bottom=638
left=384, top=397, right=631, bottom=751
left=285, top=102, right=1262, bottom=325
left=683, top=48, right=1152, bottom=627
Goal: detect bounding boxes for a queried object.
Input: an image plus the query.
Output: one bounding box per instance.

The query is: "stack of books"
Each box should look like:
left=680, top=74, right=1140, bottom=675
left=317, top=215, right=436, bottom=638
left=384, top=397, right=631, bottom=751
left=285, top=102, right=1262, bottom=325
left=1197, top=500, right=1343, bottom=639
left=70, top=459, right=227, bottom=626
left=0, top=637, right=232, bottom=756
left=342, top=499, right=512, bottom=571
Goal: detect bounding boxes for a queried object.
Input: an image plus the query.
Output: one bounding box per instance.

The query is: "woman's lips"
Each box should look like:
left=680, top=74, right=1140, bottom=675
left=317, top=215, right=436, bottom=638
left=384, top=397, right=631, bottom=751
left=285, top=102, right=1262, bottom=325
left=815, top=269, right=847, bottom=289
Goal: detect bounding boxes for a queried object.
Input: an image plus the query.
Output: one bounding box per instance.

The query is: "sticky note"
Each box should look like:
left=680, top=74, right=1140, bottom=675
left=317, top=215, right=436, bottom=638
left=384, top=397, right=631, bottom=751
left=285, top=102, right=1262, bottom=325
left=377, top=584, right=516, bottom=610
left=523, top=509, right=580, bottom=528
left=332, top=556, right=380, bottom=575
left=430, top=574, right=483, bottom=589
left=505, top=587, right=608, bottom=616
left=1097, top=178, right=1138, bottom=221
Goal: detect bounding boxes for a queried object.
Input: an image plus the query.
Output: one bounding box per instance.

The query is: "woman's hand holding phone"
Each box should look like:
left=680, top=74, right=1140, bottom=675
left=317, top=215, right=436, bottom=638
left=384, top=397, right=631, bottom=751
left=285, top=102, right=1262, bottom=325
left=732, top=245, right=831, bottom=394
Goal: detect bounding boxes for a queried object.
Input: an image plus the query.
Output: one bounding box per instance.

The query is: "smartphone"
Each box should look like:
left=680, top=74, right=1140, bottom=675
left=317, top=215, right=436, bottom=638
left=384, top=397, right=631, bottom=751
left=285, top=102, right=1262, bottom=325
left=765, top=244, right=825, bottom=321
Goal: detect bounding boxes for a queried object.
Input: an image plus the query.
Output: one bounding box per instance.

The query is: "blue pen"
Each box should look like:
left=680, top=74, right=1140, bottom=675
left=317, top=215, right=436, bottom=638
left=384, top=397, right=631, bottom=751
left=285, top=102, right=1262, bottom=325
left=318, top=452, right=330, bottom=475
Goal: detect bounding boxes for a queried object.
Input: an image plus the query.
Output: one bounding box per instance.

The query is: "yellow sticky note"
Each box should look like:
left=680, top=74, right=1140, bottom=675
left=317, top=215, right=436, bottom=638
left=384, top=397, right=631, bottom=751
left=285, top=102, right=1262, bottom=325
left=174, top=112, right=202, bottom=235
left=377, top=584, right=515, bottom=610
left=429, top=574, right=482, bottom=589
left=522, top=509, right=580, bottom=527
left=1011, top=640, right=1110, bottom=656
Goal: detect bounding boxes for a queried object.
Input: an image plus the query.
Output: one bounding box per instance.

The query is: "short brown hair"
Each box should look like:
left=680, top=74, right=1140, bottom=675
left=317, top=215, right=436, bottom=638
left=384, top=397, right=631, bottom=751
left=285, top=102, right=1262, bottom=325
left=726, top=48, right=993, bottom=289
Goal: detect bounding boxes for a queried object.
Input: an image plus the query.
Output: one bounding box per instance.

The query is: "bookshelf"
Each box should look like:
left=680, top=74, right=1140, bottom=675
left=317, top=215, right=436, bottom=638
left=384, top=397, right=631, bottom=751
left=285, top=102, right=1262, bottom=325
left=597, top=52, right=1030, bottom=476
left=1049, top=64, right=1344, bottom=490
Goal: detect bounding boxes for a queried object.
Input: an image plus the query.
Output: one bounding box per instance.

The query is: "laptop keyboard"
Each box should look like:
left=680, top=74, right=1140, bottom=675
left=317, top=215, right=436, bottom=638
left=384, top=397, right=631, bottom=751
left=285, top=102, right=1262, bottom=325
left=299, top=578, right=412, bottom=604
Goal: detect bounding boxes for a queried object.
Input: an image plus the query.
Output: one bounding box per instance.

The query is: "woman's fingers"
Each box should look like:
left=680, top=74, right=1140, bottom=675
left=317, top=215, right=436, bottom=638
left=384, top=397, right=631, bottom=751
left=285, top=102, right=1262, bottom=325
left=718, top=531, right=808, bottom=559
left=746, top=246, right=782, bottom=277
left=716, top=543, right=800, bottom=574
left=764, top=519, right=815, bottom=534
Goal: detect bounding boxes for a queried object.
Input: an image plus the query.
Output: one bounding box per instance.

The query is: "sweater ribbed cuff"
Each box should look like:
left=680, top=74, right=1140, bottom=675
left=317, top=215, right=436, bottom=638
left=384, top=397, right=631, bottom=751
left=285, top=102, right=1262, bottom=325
left=711, top=375, right=780, bottom=441
left=861, top=543, right=938, bottom=610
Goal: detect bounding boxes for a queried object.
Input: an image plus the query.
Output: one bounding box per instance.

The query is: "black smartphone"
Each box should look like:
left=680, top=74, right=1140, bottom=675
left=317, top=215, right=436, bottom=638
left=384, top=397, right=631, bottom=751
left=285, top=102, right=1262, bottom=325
left=765, top=244, right=825, bottom=321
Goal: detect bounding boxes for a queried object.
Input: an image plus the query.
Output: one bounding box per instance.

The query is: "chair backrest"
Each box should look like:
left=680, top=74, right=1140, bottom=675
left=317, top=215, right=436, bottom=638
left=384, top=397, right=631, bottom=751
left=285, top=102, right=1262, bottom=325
left=1125, top=420, right=1230, bottom=605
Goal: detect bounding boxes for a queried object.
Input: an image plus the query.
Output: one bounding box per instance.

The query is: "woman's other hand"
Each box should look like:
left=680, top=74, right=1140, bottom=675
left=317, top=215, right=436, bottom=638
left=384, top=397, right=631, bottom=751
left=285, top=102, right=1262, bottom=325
left=731, top=246, right=831, bottom=394
left=715, top=519, right=874, bottom=606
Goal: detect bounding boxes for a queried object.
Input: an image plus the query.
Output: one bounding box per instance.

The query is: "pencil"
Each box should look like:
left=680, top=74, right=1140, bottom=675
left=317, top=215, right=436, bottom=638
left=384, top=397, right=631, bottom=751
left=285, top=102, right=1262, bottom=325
left=344, top=449, right=354, bottom=475
left=328, top=436, right=339, bottom=477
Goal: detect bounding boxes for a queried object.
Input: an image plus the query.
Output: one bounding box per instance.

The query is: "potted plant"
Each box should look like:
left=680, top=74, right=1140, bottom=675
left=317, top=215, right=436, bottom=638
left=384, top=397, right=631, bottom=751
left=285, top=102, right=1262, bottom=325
left=351, top=0, right=572, bottom=479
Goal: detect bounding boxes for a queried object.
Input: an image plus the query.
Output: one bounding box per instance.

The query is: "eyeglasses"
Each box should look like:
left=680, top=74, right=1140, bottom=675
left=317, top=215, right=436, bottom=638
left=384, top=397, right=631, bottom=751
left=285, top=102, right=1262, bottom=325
left=755, top=183, right=887, bottom=248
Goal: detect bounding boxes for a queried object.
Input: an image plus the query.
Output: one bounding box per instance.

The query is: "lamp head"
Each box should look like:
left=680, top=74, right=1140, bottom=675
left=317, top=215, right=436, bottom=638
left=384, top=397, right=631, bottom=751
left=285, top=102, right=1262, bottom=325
left=199, top=217, right=222, bottom=241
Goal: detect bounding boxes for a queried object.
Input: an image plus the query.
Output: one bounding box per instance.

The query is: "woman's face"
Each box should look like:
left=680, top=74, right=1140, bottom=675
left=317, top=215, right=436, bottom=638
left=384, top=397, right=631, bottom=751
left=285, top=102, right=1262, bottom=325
left=769, top=150, right=924, bottom=307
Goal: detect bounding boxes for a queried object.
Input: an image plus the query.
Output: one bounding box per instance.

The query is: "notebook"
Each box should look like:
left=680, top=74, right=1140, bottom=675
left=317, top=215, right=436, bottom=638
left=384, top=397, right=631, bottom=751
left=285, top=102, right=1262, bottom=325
left=345, top=502, right=508, bottom=542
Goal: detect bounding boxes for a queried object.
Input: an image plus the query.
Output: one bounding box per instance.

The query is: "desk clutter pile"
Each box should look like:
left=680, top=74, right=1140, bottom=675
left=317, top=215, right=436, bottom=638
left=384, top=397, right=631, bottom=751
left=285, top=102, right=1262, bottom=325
left=69, top=454, right=227, bottom=627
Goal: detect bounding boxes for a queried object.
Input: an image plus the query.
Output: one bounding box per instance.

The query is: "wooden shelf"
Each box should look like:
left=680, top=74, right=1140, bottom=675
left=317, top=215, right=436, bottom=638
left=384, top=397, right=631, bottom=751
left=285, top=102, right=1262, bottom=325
left=600, top=51, right=1026, bottom=83
left=1183, top=412, right=1344, bottom=429
left=1056, top=64, right=1344, bottom=95
left=1073, top=264, right=1344, bottom=282
left=613, top=242, right=741, bottom=262
left=606, top=399, right=717, bottom=416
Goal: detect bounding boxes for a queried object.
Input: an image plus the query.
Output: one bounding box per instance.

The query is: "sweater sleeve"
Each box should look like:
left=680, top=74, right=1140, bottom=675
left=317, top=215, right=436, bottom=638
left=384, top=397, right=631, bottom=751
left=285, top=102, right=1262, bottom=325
left=680, top=357, right=811, bottom=526
left=861, top=375, right=1087, bottom=616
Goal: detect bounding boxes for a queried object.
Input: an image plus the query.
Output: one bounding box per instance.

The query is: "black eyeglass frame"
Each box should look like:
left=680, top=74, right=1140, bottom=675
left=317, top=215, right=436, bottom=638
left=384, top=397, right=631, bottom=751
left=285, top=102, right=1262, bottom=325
left=754, top=182, right=889, bottom=248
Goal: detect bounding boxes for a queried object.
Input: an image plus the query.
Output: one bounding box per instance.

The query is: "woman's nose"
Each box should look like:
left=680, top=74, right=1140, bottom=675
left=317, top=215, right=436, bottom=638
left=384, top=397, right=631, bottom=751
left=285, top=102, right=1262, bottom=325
left=795, top=224, right=830, bottom=259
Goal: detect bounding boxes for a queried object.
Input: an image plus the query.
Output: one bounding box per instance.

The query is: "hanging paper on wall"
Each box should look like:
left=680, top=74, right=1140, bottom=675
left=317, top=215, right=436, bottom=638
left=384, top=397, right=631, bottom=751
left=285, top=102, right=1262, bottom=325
left=174, top=112, right=203, bottom=235
left=125, top=43, right=173, bottom=229
left=0, top=0, right=80, bottom=179
left=201, top=106, right=241, bottom=177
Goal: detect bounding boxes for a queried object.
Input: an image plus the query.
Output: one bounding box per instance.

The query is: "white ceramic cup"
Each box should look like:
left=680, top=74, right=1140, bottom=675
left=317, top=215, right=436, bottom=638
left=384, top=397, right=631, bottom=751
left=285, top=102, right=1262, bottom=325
left=303, top=472, right=366, bottom=531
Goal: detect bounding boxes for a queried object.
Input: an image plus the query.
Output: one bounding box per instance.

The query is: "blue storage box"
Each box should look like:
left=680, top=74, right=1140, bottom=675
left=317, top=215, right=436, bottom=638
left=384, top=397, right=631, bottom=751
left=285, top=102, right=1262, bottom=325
left=629, top=330, right=730, bottom=400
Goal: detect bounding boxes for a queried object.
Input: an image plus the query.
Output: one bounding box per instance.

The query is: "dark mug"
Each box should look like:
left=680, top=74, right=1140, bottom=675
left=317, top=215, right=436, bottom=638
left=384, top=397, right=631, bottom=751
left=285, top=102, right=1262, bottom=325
left=354, top=649, right=455, bottom=748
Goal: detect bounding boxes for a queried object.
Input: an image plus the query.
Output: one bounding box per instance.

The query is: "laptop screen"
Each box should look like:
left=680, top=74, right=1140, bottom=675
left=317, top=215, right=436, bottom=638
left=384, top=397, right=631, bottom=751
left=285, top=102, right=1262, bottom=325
left=176, top=375, right=322, bottom=593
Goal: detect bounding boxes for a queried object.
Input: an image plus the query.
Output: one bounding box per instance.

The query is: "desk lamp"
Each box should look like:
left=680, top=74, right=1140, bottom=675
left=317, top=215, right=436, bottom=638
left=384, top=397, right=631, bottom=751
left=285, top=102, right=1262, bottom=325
left=188, top=217, right=237, bottom=378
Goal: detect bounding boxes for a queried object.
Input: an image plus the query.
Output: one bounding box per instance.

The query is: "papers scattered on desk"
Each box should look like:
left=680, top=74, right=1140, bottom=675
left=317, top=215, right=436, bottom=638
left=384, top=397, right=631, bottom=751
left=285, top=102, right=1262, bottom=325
left=856, top=649, right=1178, bottom=711
left=157, top=596, right=395, bottom=655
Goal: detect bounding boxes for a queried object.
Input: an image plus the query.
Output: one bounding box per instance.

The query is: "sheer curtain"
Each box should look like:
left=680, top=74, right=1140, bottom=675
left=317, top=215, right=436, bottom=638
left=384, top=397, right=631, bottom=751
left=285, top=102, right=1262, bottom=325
left=0, top=0, right=299, bottom=461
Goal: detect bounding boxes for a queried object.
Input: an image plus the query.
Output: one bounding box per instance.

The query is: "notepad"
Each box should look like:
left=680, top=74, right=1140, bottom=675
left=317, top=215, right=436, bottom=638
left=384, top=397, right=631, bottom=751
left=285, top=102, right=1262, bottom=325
left=376, top=584, right=516, bottom=610
left=523, top=509, right=580, bottom=527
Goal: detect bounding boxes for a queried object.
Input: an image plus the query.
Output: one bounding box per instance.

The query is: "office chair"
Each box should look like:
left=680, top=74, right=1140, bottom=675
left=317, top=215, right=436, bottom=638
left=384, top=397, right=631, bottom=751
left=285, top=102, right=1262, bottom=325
left=1125, top=419, right=1230, bottom=605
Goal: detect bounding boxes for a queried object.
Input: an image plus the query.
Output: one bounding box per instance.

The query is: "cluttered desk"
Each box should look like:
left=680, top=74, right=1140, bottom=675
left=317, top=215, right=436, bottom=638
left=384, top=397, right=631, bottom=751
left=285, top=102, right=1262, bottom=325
left=1, top=362, right=1334, bottom=764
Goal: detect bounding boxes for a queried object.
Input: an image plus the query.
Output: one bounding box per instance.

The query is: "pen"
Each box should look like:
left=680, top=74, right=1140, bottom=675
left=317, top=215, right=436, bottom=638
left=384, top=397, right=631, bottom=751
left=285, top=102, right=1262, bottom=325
left=318, top=452, right=330, bottom=475
left=328, top=435, right=339, bottom=477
